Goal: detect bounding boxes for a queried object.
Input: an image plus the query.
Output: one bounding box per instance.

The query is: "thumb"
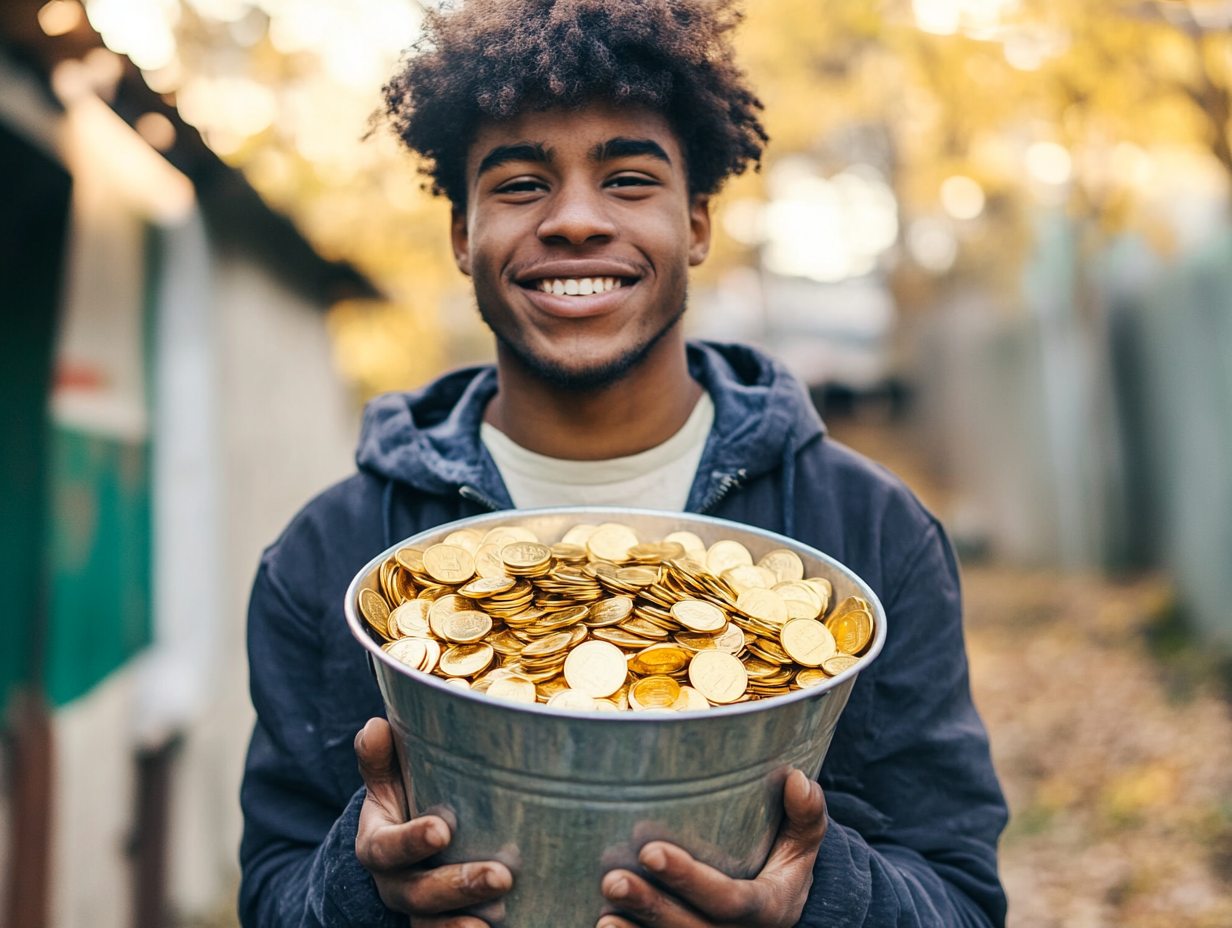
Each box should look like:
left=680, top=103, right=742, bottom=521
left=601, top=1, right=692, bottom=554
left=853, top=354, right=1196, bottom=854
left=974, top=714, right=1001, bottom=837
left=766, top=770, right=827, bottom=869
left=354, top=717, right=401, bottom=794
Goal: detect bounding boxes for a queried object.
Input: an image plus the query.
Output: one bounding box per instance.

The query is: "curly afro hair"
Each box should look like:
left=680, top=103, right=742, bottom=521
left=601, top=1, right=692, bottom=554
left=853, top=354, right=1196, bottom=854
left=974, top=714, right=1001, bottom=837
left=382, top=0, right=767, bottom=209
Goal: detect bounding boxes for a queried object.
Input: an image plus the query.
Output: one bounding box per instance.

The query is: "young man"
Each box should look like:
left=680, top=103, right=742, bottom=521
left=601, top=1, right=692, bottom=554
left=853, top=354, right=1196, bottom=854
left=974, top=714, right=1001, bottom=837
left=238, top=2, right=1009, bottom=927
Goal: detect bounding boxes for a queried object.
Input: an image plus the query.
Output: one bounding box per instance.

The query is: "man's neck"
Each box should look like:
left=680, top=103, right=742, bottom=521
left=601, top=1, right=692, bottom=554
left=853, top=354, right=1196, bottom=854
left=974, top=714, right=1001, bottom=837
left=483, top=332, right=702, bottom=462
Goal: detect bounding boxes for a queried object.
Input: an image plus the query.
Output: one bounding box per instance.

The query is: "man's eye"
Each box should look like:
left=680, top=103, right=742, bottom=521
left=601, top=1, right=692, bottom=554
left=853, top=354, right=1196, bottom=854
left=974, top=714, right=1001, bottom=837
left=607, top=175, right=658, bottom=188
left=496, top=180, right=546, bottom=194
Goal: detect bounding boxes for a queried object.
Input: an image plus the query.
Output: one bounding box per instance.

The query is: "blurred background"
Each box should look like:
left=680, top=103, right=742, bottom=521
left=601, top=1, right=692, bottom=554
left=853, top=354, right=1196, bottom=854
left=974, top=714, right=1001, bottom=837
left=1, top=1, right=1231, bottom=927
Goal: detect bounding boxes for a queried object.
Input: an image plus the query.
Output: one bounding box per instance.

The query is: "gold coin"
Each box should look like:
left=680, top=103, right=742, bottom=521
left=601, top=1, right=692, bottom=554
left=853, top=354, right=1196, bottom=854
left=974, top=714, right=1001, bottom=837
left=780, top=619, right=837, bottom=667
left=420, top=638, right=441, bottom=674
left=385, top=637, right=427, bottom=670
left=628, top=643, right=690, bottom=676
left=705, top=539, right=752, bottom=576
left=619, top=617, right=672, bottom=640
left=688, top=650, right=748, bottom=704
left=423, top=544, right=476, bottom=584
left=822, top=653, right=861, bottom=675
left=501, top=542, right=552, bottom=571
left=546, top=689, right=598, bottom=711
left=587, top=597, right=634, bottom=627
left=628, top=675, right=681, bottom=710
left=662, top=531, right=707, bottom=562
left=774, top=581, right=823, bottom=619
left=428, top=594, right=476, bottom=638
left=715, top=623, right=746, bottom=654
left=390, top=600, right=431, bottom=638
left=481, top=526, right=527, bottom=549
left=473, top=544, right=507, bottom=578
left=438, top=643, right=494, bottom=677
left=586, top=524, right=639, bottom=562
left=671, top=685, right=711, bottom=711
left=673, top=631, right=719, bottom=652
left=827, top=609, right=872, bottom=655
left=394, top=546, right=425, bottom=573
left=593, top=698, right=620, bottom=712
left=459, top=576, right=516, bottom=598
left=757, top=549, right=804, bottom=583
left=445, top=678, right=472, bottom=690
left=359, top=588, right=391, bottom=637
left=562, top=640, right=628, bottom=697
left=796, top=668, right=830, bottom=688
left=440, top=610, right=493, bottom=644
left=736, top=588, right=788, bottom=625
left=803, top=577, right=833, bottom=612
left=521, top=631, right=574, bottom=658
left=670, top=599, right=727, bottom=633
left=550, top=543, right=587, bottom=561
left=722, top=564, right=776, bottom=594
left=487, top=675, right=538, bottom=703
left=592, top=627, right=659, bottom=648
left=443, top=528, right=484, bottom=554
left=615, top=566, right=658, bottom=587
left=561, top=523, right=600, bottom=546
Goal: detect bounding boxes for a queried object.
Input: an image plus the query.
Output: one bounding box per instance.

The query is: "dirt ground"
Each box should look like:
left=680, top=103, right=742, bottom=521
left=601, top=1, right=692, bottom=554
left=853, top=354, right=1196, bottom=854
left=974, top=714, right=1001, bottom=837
left=829, top=416, right=1232, bottom=928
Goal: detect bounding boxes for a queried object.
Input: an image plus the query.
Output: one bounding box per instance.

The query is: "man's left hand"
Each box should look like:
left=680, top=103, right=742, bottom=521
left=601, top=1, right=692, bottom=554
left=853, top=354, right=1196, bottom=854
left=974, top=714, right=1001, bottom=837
left=597, top=769, right=827, bottom=928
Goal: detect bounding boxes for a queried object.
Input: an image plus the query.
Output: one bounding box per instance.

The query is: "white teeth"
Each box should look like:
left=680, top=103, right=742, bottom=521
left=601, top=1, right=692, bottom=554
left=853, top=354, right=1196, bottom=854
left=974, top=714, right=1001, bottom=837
left=537, top=277, right=627, bottom=295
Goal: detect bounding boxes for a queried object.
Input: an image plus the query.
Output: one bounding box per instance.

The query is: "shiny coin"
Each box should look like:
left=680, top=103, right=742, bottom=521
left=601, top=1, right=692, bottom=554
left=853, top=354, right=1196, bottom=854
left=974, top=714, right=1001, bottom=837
left=587, top=597, right=634, bottom=627
left=706, top=539, right=752, bottom=576
left=827, top=608, right=873, bottom=655
left=561, top=523, right=600, bottom=546
left=628, top=643, right=691, bottom=676
left=803, top=577, right=833, bottom=612
left=445, top=677, right=472, bottom=690
left=359, top=589, right=391, bottom=637
left=546, top=689, right=598, bottom=711
left=438, top=643, right=494, bottom=678
left=487, top=675, right=538, bottom=703
left=671, top=599, right=727, bottom=633
left=736, top=588, right=788, bottom=625
left=615, top=566, right=658, bottom=587
left=390, top=600, right=431, bottom=638
left=822, top=653, right=861, bottom=675
left=480, top=526, right=527, bottom=549
left=758, top=549, right=804, bottom=583
left=473, top=544, right=507, bottom=578
left=440, top=610, right=493, bottom=644
left=715, top=623, right=746, bottom=654
left=796, top=668, right=830, bottom=688
left=663, top=531, right=707, bottom=562
left=671, top=686, right=711, bottom=711
left=443, top=528, right=484, bottom=554
left=592, top=627, right=659, bottom=648
left=628, top=675, right=681, bottom=710
left=385, top=637, right=427, bottom=670
left=722, top=564, right=776, bottom=594
left=459, top=576, right=516, bottom=598
left=780, top=619, right=837, bottom=667
left=774, top=581, right=823, bottom=619
left=501, top=542, right=552, bottom=572
left=423, top=544, right=476, bottom=584
left=688, top=650, right=748, bottom=704
left=521, top=631, right=574, bottom=659
left=586, top=524, right=639, bottom=562
left=394, top=546, right=425, bottom=573
left=563, top=640, right=628, bottom=697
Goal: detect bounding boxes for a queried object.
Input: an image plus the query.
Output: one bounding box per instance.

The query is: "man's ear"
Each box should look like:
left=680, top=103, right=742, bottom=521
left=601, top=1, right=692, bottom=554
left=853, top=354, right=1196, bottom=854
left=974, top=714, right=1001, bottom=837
left=451, top=206, right=472, bottom=277
left=688, top=194, right=712, bottom=267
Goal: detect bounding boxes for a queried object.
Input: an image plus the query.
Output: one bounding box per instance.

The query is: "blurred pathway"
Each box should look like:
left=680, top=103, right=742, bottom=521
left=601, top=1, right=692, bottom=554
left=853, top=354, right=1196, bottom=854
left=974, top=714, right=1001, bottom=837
left=831, top=416, right=1232, bottom=928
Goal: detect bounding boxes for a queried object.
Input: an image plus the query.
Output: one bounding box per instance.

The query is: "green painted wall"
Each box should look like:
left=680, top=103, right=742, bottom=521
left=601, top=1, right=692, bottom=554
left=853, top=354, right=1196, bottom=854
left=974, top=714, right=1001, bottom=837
left=45, top=428, right=152, bottom=706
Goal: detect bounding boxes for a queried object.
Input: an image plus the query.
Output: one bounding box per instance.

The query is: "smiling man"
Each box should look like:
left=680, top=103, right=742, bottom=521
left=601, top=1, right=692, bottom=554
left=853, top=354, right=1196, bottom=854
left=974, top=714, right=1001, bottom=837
left=237, top=2, right=1008, bottom=928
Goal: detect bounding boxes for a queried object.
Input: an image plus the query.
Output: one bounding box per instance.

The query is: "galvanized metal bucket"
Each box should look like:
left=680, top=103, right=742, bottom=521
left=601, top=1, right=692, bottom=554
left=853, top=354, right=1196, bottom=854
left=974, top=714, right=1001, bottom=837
left=344, top=508, right=887, bottom=928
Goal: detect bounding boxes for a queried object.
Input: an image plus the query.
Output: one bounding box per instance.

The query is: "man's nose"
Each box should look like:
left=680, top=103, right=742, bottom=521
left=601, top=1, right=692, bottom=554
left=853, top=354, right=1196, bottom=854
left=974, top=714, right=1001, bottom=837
left=537, top=180, right=617, bottom=245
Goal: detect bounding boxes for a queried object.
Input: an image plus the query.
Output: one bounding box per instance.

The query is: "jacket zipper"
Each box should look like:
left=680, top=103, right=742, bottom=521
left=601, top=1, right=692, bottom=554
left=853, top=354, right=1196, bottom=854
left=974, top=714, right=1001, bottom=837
left=458, top=485, right=503, bottom=512
left=695, top=469, right=746, bottom=515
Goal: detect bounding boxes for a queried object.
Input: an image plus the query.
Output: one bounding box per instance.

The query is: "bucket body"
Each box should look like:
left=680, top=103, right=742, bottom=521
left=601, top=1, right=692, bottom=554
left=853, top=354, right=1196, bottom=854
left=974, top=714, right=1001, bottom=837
left=345, top=508, right=887, bottom=928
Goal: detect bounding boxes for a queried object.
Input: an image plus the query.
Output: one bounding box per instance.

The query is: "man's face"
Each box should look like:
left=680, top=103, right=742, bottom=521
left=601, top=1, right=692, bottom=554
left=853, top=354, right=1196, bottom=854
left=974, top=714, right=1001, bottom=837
left=452, top=102, right=711, bottom=390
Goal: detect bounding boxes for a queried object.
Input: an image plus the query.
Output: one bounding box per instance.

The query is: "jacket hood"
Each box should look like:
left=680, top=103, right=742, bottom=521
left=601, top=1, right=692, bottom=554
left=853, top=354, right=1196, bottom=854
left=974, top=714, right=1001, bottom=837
left=355, top=341, right=826, bottom=515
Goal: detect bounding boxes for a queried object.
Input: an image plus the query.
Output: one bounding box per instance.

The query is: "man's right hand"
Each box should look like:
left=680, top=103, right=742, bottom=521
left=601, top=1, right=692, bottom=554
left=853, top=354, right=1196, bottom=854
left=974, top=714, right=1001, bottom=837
left=355, top=717, right=513, bottom=927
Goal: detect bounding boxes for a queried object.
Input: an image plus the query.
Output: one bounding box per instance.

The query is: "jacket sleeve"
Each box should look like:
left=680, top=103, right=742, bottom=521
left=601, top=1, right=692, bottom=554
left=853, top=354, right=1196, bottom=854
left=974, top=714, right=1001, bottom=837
left=238, top=558, right=401, bottom=928
left=799, top=523, right=1008, bottom=928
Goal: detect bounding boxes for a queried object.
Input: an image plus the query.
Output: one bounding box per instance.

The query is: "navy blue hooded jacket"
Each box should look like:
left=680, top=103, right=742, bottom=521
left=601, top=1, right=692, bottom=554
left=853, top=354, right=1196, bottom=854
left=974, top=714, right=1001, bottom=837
left=239, top=341, right=1008, bottom=928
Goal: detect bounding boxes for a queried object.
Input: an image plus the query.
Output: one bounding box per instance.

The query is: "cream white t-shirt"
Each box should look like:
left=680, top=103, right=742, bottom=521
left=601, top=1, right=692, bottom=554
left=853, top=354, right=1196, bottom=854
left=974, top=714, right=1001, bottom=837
left=480, top=392, right=714, bottom=512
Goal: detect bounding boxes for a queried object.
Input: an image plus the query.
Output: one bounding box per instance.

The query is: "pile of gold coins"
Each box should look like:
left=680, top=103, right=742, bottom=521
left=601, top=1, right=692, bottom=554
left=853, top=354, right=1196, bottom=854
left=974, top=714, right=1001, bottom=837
left=357, top=522, right=875, bottom=713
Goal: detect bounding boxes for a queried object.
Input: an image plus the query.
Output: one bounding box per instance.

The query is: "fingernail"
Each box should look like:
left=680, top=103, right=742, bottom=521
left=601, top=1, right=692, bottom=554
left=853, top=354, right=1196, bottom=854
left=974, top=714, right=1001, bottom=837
left=483, top=868, right=507, bottom=891
left=608, top=876, right=629, bottom=899
left=641, top=846, right=667, bottom=872
left=425, top=820, right=446, bottom=848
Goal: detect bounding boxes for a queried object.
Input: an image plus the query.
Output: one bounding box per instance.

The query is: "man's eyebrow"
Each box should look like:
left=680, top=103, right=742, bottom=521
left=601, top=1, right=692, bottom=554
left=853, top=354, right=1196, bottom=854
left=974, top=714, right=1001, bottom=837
left=476, top=142, right=553, bottom=177
left=589, top=137, right=672, bottom=166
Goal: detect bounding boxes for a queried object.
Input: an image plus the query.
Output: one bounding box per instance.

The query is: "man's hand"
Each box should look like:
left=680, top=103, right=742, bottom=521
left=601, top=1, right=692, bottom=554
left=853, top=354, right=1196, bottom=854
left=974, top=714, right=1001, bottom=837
left=597, top=770, right=827, bottom=928
left=354, top=718, right=513, bottom=928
